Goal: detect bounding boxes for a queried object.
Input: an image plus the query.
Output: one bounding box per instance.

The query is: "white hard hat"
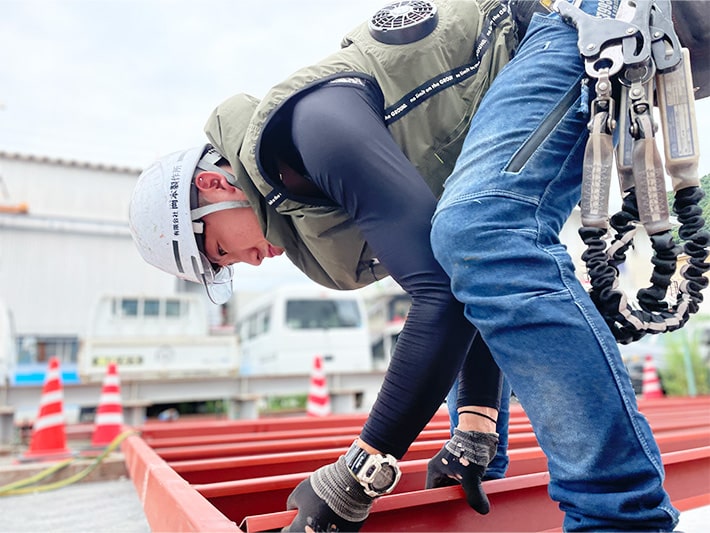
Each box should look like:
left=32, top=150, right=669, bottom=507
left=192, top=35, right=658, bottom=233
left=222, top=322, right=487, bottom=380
left=128, top=144, right=250, bottom=304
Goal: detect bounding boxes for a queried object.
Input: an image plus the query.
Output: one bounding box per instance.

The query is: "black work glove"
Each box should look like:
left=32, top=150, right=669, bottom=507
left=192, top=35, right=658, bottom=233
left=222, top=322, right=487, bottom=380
left=425, top=428, right=499, bottom=514
left=283, top=456, right=373, bottom=532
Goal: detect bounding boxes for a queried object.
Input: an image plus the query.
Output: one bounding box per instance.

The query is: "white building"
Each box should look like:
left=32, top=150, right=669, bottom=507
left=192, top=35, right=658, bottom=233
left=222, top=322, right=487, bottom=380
left=0, top=151, right=228, bottom=374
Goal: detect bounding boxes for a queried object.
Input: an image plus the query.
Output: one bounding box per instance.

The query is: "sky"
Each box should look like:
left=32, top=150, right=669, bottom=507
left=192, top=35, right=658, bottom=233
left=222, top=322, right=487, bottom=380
left=1, top=0, right=709, bottom=290
left=1, top=0, right=707, bottom=172
left=0, top=0, right=388, bottom=168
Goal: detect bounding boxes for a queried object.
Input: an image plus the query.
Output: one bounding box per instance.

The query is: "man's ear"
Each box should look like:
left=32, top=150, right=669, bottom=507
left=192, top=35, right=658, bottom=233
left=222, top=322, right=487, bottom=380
left=194, top=171, right=237, bottom=192
left=195, top=170, right=248, bottom=203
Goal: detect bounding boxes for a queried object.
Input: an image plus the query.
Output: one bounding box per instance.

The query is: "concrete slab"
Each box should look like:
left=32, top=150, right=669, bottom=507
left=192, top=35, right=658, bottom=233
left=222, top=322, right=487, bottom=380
left=0, top=477, right=150, bottom=532
left=677, top=505, right=710, bottom=533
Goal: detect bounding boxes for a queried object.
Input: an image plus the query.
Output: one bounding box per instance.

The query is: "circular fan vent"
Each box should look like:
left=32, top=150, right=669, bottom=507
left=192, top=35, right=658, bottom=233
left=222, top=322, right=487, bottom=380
left=369, top=0, right=439, bottom=45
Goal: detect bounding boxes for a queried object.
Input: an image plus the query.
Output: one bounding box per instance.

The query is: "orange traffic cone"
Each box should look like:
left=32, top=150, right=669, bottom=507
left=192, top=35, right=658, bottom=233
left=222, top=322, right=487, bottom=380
left=306, top=355, right=331, bottom=417
left=21, top=356, right=73, bottom=461
left=642, top=354, right=664, bottom=399
left=90, top=362, right=125, bottom=447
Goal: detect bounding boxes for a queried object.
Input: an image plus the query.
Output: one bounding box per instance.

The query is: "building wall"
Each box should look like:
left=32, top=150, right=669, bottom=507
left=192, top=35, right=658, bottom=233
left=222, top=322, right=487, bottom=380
left=0, top=151, right=185, bottom=340
left=0, top=152, right=137, bottom=220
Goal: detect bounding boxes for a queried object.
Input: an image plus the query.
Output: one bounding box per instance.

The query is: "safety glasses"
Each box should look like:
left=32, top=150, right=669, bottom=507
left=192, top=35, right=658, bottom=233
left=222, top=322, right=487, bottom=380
left=191, top=253, right=234, bottom=305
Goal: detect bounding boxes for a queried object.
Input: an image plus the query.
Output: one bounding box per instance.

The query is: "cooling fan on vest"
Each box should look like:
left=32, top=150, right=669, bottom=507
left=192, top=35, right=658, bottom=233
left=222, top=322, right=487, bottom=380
left=369, top=0, right=439, bottom=45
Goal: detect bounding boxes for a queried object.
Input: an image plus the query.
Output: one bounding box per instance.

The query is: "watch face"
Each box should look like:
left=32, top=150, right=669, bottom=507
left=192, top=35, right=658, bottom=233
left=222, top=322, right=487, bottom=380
left=345, top=442, right=401, bottom=496
left=371, top=464, right=397, bottom=492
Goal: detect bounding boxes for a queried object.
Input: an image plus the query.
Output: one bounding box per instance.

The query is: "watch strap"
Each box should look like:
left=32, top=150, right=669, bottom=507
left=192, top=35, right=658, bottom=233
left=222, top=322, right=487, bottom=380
left=344, top=440, right=372, bottom=475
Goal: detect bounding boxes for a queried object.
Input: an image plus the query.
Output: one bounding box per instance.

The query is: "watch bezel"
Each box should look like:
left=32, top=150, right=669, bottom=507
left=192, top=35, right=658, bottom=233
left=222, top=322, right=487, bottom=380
left=344, top=441, right=402, bottom=497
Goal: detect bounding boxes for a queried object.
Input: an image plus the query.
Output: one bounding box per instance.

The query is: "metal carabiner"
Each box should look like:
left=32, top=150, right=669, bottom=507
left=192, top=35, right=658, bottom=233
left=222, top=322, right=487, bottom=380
left=585, top=44, right=625, bottom=79
left=553, top=0, right=638, bottom=79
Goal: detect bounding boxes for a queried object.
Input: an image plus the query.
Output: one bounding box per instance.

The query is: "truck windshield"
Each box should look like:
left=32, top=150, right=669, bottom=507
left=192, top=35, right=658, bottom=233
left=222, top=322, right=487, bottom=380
left=285, top=299, right=361, bottom=329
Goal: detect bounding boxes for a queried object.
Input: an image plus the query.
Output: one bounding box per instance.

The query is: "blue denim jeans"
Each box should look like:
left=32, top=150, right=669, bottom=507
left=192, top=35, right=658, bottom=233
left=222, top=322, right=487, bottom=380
left=447, top=377, right=511, bottom=479
left=431, top=2, right=679, bottom=531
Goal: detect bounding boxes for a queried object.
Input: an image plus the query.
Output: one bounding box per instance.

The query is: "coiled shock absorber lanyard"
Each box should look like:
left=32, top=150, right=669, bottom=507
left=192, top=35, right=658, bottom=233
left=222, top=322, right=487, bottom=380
left=556, top=0, right=709, bottom=344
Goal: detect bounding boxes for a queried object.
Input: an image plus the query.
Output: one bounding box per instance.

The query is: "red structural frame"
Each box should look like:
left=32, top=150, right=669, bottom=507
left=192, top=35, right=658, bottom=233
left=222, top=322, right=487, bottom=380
left=121, top=396, right=710, bottom=532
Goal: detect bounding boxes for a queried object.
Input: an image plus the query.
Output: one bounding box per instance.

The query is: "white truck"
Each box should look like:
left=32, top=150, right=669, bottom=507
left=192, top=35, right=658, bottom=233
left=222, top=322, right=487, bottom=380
left=77, top=293, right=239, bottom=382
left=236, top=284, right=372, bottom=376
left=362, top=283, right=411, bottom=371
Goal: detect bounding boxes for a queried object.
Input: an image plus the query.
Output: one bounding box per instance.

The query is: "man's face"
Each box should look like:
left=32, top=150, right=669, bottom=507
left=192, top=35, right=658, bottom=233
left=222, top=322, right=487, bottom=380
left=195, top=169, right=285, bottom=268
left=201, top=206, right=285, bottom=268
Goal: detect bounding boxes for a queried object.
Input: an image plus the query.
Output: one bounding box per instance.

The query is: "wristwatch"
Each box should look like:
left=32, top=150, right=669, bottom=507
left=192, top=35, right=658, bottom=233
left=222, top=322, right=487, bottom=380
left=344, top=440, right=402, bottom=497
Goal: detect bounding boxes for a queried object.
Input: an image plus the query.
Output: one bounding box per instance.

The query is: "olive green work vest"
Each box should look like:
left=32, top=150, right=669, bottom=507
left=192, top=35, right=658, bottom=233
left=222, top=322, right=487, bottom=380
left=205, top=0, right=516, bottom=290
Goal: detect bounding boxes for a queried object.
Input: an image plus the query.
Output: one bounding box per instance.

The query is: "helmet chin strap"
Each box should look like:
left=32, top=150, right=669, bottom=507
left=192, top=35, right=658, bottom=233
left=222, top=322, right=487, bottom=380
left=191, top=200, right=251, bottom=234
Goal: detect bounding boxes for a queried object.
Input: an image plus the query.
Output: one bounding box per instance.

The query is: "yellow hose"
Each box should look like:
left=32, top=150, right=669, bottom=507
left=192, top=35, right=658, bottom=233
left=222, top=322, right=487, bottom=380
left=0, top=458, right=74, bottom=492
left=0, top=430, right=137, bottom=496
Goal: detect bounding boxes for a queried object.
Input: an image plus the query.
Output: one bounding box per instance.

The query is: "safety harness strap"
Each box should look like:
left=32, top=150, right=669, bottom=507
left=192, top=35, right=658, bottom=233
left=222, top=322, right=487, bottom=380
left=557, top=0, right=709, bottom=343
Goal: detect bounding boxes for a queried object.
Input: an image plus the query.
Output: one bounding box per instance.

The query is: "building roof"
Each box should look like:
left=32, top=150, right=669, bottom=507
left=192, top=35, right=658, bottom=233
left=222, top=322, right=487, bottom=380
left=0, top=150, right=142, bottom=174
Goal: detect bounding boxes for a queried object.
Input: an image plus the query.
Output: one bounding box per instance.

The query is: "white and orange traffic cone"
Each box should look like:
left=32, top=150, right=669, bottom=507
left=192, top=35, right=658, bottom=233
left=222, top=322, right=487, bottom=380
left=306, top=355, right=331, bottom=417
left=642, top=354, right=664, bottom=400
left=21, top=356, right=73, bottom=461
left=90, top=362, right=125, bottom=447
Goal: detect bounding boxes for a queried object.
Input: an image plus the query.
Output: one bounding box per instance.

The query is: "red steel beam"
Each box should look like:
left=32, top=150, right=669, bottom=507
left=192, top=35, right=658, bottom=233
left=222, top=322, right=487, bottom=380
left=138, top=405, right=535, bottom=441
left=171, top=425, right=709, bottom=484
left=139, top=409, right=459, bottom=440
left=190, top=449, right=548, bottom=522
left=144, top=411, right=708, bottom=452
left=151, top=429, right=544, bottom=462
left=152, top=430, right=445, bottom=461
left=637, top=396, right=710, bottom=410
left=122, top=397, right=710, bottom=532
left=139, top=413, right=374, bottom=439
left=138, top=396, right=709, bottom=443
left=143, top=422, right=448, bottom=448
left=144, top=419, right=537, bottom=450
left=175, top=444, right=546, bottom=487
left=142, top=417, right=537, bottom=449
left=241, top=447, right=710, bottom=533
left=170, top=441, right=449, bottom=484
left=121, top=434, right=239, bottom=533
left=192, top=430, right=709, bottom=525
left=154, top=417, right=706, bottom=463
left=147, top=399, right=709, bottom=457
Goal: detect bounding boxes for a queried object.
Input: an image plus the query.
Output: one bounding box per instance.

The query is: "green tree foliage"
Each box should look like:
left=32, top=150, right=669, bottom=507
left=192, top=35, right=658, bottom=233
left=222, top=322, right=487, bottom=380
left=667, top=173, right=710, bottom=239
left=659, top=330, right=710, bottom=396
left=264, top=394, right=307, bottom=412
left=654, top=175, right=710, bottom=396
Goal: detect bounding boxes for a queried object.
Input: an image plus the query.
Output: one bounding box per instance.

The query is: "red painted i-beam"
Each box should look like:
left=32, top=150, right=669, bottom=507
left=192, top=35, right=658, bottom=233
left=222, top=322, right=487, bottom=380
left=240, top=447, right=710, bottom=533
left=122, top=397, right=710, bottom=532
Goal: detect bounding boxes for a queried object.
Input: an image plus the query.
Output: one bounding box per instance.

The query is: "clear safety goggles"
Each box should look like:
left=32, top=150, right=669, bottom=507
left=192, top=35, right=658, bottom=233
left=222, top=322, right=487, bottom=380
left=192, top=252, right=234, bottom=305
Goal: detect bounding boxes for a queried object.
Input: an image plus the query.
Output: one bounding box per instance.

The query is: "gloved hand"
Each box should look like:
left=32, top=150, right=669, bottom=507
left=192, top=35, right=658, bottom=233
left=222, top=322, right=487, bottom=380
left=425, top=428, right=499, bottom=514
left=283, top=456, right=373, bottom=532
